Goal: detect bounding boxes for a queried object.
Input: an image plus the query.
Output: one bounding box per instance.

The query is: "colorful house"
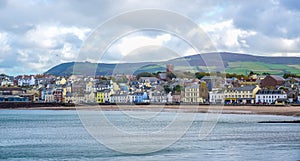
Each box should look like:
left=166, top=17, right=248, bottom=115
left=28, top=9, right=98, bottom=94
left=96, top=90, right=105, bottom=103
left=128, top=92, right=149, bottom=104
left=96, top=89, right=112, bottom=103
left=224, top=85, right=260, bottom=104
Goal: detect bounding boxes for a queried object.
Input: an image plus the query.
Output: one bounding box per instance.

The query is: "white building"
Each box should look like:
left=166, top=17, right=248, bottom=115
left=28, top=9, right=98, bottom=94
left=0, top=78, right=14, bottom=86
left=44, top=89, right=54, bottom=102
left=18, top=76, right=36, bottom=86
left=255, top=90, right=287, bottom=104
left=209, top=90, right=225, bottom=104
left=183, top=84, right=204, bottom=103
left=110, top=93, right=128, bottom=103
left=150, top=92, right=168, bottom=103
left=167, top=92, right=172, bottom=103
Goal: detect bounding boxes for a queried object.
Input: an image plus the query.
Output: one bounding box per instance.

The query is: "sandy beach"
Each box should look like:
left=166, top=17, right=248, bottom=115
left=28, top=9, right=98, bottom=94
left=5, top=105, right=300, bottom=117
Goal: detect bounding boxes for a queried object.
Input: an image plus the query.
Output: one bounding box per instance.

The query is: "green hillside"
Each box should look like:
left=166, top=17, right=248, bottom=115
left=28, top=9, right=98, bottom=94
left=225, top=62, right=300, bottom=75
left=45, top=52, right=300, bottom=76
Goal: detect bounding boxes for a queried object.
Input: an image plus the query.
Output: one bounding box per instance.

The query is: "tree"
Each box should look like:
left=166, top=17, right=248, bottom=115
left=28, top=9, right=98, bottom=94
left=152, top=71, right=162, bottom=77
left=283, top=73, right=299, bottom=79
left=98, top=76, right=107, bottom=80
left=195, top=72, right=209, bottom=79
left=163, top=85, right=171, bottom=94
left=248, top=71, right=259, bottom=76
left=226, top=73, right=249, bottom=80
left=0, top=73, right=8, bottom=77
left=167, top=72, right=176, bottom=80
left=172, top=85, right=182, bottom=94
left=136, top=72, right=155, bottom=80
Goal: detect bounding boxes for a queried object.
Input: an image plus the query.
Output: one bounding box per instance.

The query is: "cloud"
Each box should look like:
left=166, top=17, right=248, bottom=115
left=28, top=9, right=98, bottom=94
left=24, top=25, right=90, bottom=49
left=223, top=0, right=300, bottom=39
left=0, top=32, right=10, bottom=54
left=280, top=0, right=300, bottom=11
left=100, top=31, right=200, bottom=63
left=0, top=24, right=91, bottom=75
left=115, top=33, right=171, bottom=55
left=99, top=32, right=172, bottom=63
left=245, top=33, right=300, bottom=55
left=201, top=19, right=300, bottom=56
left=0, top=0, right=299, bottom=75
left=201, top=20, right=257, bottom=53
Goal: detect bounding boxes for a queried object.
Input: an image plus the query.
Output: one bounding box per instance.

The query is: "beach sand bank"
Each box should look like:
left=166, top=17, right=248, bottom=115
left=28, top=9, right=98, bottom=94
left=3, top=105, right=300, bottom=117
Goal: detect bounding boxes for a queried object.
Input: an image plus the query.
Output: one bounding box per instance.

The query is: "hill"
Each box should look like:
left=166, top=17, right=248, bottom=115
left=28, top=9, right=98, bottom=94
left=44, top=52, right=300, bottom=76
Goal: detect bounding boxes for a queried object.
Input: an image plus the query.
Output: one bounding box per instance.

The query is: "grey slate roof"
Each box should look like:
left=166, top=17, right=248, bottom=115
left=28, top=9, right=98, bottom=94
left=256, top=90, right=286, bottom=94
left=270, top=75, right=285, bottom=81
left=230, top=85, right=257, bottom=91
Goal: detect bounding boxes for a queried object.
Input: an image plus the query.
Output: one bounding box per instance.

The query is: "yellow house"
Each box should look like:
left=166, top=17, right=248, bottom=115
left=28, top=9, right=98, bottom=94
left=224, top=85, right=260, bottom=104
left=61, top=86, right=67, bottom=103
left=96, top=90, right=105, bottom=103
left=96, top=89, right=112, bottom=103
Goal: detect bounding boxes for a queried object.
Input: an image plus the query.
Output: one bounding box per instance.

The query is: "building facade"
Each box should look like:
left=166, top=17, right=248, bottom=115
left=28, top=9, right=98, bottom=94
left=183, top=84, right=203, bottom=103
left=255, top=89, right=287, bottom=104
left=224, top=85, right=260, bottom=104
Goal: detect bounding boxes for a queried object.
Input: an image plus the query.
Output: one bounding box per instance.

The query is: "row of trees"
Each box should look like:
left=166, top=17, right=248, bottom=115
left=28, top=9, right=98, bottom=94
left=136, top=71, right=300, bottom=81
left=136, top=72, right=176, bottom=80
left=163, top=85, right=182, bottom=94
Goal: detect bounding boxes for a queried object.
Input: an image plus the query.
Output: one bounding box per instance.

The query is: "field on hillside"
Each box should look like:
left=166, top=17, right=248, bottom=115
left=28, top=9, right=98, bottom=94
left=225, top=62, right=300, bottom=75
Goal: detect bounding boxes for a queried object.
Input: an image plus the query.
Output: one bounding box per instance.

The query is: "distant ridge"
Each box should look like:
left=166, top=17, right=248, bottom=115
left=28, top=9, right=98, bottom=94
left=45, top=52, right=300, bottom=76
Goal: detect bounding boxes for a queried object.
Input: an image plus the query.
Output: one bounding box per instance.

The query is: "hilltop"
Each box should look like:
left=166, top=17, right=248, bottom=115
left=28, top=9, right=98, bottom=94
left=45, top=52, right=300, bottom=76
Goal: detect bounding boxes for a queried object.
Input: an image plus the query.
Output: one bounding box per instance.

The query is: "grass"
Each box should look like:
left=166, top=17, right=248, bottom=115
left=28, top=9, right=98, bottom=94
left=225, top=62, right=300, bottom=75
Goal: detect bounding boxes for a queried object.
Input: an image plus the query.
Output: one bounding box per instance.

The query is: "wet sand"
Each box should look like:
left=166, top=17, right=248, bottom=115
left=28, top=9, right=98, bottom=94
left=5, top=105, right=300, bottom=117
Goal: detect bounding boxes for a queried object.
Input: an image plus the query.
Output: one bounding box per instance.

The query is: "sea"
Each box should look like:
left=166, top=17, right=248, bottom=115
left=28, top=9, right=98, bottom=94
left=1, top=109, right=299, bottom=161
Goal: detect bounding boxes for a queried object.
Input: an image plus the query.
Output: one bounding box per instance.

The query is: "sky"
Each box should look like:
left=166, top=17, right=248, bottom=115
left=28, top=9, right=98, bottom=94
left=0, top=0, right=299, bottom=76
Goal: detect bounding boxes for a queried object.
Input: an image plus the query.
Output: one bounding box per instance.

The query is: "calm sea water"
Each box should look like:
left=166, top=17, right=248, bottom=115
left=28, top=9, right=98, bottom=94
left=1, top=110, right=299, bottom=161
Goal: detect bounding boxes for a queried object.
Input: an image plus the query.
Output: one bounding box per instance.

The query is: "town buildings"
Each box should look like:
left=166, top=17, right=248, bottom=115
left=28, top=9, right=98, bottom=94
left=0, top=64, right=299, bottom=105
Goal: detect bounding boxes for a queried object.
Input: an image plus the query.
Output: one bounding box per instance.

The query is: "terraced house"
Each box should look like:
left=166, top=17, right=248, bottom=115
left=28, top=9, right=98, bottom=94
left=255, top=90, right=287, bottom=104
left=96, top=89, right=112, bottom=103
left=110, top=93, right=128, bottom=104
left=224, top=85, right=260, bottom=104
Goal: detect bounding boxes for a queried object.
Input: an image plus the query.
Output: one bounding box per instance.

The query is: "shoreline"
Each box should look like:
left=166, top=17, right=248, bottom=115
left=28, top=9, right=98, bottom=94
left=1, top=105, right=300, bottom=117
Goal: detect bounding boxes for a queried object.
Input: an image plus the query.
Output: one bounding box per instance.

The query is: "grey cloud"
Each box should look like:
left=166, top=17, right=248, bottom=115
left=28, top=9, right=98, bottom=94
left=63, top=33, right=82, bottom=46
left=280, top=0, right=300, bottom=11
left=0, top=55, right=17, bottom=68
left=0, top=0, right=7, bottom=9
left=0, top=0, right=300, bottom=75
left=224, top=0, right=300, bottom=39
